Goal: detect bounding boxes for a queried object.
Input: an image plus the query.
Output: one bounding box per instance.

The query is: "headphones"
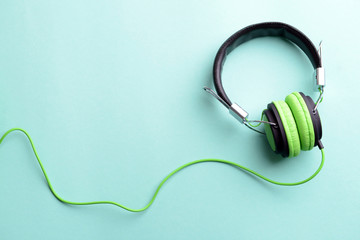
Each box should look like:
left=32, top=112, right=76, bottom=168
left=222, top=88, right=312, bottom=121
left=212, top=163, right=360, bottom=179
left=205, top=22, right=325, bottom=157
left=0, top=22, right=326, bottom=213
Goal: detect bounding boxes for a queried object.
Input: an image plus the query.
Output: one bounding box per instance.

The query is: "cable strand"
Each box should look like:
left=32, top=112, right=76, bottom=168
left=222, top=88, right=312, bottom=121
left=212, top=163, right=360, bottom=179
left=0, top=128, right=325, bottom=212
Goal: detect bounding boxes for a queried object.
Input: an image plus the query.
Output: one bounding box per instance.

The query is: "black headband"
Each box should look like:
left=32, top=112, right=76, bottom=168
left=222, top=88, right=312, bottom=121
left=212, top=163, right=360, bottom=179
left=212, top=22, right=322, bottom=107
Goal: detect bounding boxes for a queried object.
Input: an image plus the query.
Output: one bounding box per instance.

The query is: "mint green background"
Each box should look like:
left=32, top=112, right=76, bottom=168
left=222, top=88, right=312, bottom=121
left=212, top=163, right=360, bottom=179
left=0, top=1, right=359, bottom=239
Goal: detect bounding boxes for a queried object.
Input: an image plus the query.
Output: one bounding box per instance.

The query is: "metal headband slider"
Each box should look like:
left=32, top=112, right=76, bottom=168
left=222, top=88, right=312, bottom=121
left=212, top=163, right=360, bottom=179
left=316, top=67, right=325, bottom=86
left=203, top=87, right=249, bottom=124
left=314, top=41, right=325, bottom=91
left=313, top=67, right=325, bottom=91
left=229, top=103, right=248, bottom=124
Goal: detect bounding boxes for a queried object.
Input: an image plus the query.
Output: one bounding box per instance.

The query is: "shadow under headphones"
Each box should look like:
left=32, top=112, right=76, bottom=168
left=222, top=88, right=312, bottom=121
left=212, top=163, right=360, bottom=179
left=204, top=22, right=325, bottom=158
left=0, top=22, right=326, bottom=213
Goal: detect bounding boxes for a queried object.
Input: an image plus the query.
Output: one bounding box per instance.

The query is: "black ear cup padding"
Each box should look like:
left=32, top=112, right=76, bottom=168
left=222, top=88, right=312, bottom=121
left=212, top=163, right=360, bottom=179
left=299, top=92, right=322, bottom=146
left=265, top=103, right=289, bottom=157
left=263, top=109, right=281, bottom=153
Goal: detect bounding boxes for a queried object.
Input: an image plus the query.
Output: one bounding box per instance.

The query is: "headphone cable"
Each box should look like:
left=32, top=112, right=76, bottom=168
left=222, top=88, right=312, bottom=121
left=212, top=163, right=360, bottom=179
left=0, top=128, right=325, bottom=212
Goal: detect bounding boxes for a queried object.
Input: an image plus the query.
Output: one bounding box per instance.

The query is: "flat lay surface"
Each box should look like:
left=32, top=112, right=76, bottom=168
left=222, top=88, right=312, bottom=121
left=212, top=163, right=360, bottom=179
left=0, top=0, right=359, bottom=239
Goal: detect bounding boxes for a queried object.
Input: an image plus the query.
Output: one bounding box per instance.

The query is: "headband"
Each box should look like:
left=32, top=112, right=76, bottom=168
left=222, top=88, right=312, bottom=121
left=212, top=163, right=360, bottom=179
left=205, top=22, right=325, bottom=126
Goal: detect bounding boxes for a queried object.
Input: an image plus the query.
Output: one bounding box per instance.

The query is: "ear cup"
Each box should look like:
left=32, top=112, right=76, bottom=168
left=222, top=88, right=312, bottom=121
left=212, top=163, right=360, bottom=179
left=263, top=114, right=276, bottom=152
left=299, top=92, right=322, bottom=147
left=263, top=103, right=289, bottom=157
left=285, top=92, right=315, bottom=151
left=273, top=101, right=301, bottom=157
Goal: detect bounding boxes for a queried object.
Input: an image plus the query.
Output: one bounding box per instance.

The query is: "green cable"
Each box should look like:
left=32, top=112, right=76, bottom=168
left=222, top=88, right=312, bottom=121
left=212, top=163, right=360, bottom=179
left=0, top=128, right=325, bottom=212
left=246, top=110, right=266, bottom=128
left=246, top=121, right=262, bottom=128
left=319, top=87, right=324, bottom=103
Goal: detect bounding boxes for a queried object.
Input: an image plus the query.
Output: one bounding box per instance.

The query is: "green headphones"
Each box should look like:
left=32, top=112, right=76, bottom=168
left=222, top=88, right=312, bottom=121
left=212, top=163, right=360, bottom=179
left=0, top=22, right=326, bottom=213
left=207, top=22, right=325, bottom=157
left=263, top=91, right=322, bottom=157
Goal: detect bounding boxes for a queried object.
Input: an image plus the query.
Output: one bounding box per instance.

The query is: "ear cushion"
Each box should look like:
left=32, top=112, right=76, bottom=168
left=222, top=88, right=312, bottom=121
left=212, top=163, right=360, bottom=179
left=285, top=92, right=315, bottom=151
left=299, top=92, right=322, bottom=147
left=273, top=101, right=301, bottom=157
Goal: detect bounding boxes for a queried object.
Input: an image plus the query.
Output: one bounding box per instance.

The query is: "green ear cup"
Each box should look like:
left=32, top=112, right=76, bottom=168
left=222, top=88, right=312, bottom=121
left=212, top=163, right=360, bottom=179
left=263, top=114, right=276, bottom=151
left=285, top=92, right=315, bottom=151
left=273, top=101, right=300, bottom=157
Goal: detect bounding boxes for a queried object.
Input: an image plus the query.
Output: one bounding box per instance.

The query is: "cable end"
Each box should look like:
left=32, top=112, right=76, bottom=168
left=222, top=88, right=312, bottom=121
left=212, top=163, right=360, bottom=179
left=317, top=140, right=324, bottom=150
